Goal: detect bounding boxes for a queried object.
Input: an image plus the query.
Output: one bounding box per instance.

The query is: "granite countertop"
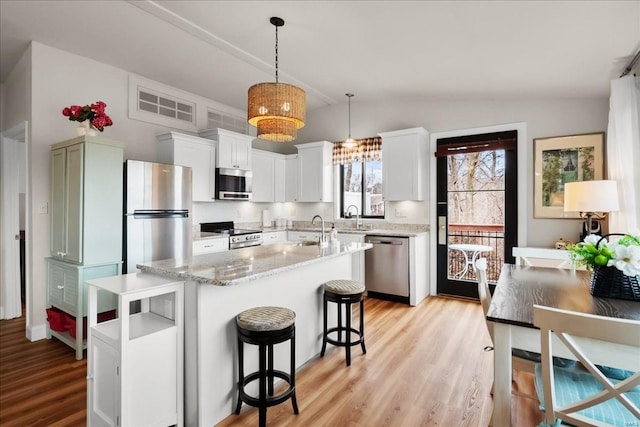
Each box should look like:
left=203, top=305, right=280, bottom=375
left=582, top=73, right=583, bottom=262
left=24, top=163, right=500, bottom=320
left=285, top=226, right=428, bottom=237
left=137, top=241, right=372, bottom=286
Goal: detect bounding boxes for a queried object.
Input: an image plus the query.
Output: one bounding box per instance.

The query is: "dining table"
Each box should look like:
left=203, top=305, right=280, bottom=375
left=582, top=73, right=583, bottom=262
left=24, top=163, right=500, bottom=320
left=486, top=263, right=640, bottom=426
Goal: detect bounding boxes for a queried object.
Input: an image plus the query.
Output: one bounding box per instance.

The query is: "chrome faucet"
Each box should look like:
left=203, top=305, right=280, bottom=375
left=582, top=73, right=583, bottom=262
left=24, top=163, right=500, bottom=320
left=311, top=215, right=328, bottom=246
left=345, top=205, right=362, bottom=229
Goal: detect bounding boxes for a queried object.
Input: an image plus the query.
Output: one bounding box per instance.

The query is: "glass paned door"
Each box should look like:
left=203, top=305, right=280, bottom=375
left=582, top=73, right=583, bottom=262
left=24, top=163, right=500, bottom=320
left=436, top=131, right=518, bottom=298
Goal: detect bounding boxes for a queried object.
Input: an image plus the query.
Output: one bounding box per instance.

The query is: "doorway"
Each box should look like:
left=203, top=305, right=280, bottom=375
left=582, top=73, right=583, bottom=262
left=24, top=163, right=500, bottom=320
left=436, top=130, right=518, bottom=298
left=1, top=121, right=27, bottom=320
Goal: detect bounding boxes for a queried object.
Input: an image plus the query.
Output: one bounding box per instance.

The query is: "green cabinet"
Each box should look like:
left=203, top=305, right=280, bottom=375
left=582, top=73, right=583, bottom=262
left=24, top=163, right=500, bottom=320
left=50, top=136, right=124, bottom=265
left=48, top=135, right=124, bottom=359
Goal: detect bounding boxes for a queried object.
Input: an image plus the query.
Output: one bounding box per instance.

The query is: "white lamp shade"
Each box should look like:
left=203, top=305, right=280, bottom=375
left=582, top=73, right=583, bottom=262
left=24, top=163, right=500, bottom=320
left=564, top=180, right=620, bottom=212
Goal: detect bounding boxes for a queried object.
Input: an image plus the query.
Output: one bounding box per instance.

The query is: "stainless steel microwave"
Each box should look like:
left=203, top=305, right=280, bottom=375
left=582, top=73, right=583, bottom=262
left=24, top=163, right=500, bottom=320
left=215, top=168, right=252, bottom=200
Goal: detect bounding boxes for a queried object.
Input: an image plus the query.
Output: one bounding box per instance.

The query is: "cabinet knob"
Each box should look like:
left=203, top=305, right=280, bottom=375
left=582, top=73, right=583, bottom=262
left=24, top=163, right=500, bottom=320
left=57, top=285, right=64, bottom=290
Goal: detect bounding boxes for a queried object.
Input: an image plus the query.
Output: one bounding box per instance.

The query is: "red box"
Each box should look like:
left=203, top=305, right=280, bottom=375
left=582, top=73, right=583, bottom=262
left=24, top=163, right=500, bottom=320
left=46, top=307, right=66, bottom=332
left=64, top=310, right=117, bottom=339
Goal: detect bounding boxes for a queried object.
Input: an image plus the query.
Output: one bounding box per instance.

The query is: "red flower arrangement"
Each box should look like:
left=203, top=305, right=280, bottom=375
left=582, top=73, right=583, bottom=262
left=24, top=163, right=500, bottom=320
left=62, top=101, right=113, bottom=132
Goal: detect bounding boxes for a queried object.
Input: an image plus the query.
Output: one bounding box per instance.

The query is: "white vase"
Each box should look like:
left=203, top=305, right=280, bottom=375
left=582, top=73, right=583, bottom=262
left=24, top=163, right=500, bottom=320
left=76, top=121, right=97, bottom=137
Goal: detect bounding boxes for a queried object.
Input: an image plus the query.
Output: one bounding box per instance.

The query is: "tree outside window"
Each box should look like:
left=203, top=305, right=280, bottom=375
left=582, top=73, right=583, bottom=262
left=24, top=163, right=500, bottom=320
left=341, top=160, right=384, bottom=218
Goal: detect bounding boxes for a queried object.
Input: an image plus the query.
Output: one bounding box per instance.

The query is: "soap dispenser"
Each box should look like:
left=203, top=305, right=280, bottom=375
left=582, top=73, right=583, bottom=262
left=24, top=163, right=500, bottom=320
left=330, top=223, right=338, bottom=244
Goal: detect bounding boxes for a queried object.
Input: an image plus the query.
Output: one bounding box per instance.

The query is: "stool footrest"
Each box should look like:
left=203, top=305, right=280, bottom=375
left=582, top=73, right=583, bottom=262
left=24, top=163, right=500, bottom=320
left=325, top=326, right=364, bottom=347
left=239, top=370, right=296, bottom=409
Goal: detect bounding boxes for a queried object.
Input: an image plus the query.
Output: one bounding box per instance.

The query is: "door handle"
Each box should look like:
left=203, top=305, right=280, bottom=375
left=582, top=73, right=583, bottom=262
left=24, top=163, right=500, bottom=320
left=438, top=216, right=447, bottom=245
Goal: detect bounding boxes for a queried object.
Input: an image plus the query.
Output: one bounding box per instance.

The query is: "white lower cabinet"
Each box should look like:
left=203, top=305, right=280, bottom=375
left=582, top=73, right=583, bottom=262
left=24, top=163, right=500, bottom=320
left=287, top=230, right=322, bottom=243
left=337, top=233, right=365, bottom=284
left=87, top=274, right=184, bottom=427
left=263, top=230, right=287, bottom=245
left=193, top=237, right=229, bottom=255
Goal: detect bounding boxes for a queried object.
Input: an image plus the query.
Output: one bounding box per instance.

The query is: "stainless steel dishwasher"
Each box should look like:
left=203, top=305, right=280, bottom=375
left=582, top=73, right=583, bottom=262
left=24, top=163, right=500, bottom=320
left=364, top=235, right=410, bottom=304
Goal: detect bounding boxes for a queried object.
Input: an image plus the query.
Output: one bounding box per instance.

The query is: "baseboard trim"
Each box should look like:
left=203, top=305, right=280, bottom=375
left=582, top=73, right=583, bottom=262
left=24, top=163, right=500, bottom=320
left=27, top=323, right=47, bottom=341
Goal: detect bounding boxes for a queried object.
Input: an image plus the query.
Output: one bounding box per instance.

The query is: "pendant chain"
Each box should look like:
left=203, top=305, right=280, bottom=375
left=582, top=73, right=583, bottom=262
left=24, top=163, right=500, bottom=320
left=274, top=25, right=279, bottom=83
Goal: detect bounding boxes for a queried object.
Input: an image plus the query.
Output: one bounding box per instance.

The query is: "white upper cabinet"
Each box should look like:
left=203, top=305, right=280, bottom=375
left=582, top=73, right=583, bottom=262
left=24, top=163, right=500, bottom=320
left=284, top=154, right=298, bottom=202
left=274, top=156, right=286, bottom=202
left=157, top=131, right=216, bottom=202
left=294, top=141, right=334, bottom=202
left=252, top=149, right=275, bottom=202
left=199, top=128, right=253, bottom=171
left=379, top=127, right=429, bottom=201
left=252, top=149, right=287, bottom=203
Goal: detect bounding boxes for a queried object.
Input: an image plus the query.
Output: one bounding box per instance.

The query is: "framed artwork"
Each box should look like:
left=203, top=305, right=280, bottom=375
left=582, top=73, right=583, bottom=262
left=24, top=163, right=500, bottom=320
left=534, top=132, right=604, bottom=218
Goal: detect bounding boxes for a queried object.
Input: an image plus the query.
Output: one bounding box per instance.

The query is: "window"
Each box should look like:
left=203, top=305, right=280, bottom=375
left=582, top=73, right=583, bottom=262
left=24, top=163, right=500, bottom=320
left=340, top=160, right=384, bottom=218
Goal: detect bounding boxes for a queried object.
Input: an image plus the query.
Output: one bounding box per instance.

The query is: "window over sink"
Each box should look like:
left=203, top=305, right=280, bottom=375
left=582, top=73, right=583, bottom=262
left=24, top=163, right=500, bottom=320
left=340, top=159, right=384, bottom=219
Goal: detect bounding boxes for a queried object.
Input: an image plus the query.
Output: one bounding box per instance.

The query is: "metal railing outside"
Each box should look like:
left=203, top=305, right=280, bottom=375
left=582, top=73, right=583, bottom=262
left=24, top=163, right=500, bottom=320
left=448, top=224, right=504, bottom=283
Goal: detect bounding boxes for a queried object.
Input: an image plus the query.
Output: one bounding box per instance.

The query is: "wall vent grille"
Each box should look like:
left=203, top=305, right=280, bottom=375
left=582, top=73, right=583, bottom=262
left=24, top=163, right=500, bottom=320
left=207, top=109, right=248, bottom=135
left=138, top=89, right=195, bottom=124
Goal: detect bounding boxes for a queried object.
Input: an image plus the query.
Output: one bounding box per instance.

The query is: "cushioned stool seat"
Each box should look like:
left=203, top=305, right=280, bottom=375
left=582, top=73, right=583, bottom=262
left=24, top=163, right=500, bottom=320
left=321, top=280, right=366, bottom=366
left=235, top=306, right=298, bottom=427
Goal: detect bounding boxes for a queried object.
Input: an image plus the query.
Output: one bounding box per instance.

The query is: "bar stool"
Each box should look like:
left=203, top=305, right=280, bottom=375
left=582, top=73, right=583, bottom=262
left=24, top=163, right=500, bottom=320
left=320, top=279, right=366, bottom=366
left=235, top=306, right=299, bottom=427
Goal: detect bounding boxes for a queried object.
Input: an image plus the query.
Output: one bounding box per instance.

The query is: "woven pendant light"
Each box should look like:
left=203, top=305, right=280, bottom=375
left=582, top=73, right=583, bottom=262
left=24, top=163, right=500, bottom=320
left=247, top=17, right=306, bottom=142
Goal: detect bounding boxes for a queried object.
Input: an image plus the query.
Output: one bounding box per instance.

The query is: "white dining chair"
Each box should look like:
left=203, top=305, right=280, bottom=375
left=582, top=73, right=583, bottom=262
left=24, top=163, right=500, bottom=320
left=475, top=258, right=537, bottom=393
left=533, top=305, right=640, bottom=427
left=512, top=247, right=579, bottom=272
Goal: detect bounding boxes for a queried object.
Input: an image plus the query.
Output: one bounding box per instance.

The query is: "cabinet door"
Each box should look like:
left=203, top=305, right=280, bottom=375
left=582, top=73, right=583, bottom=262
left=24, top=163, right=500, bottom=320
left=233, top=136, right=252, bottom=170
left=193, top=238, right=229, bottom=255
left=285, top=155, right=298, bottom=202
left=174, top=140, right=215, bottom=201
left=217, top=139, right=235, bottom=169
left=65, top=144, right=85, bottom=263
left=251, top=151, right=274, bottom=202
left=263, top=231, right=286, bottom=245
left=337, top=233, right=365, bottom=283
left=287, top=231, right=321, bottom=242
left=274, top=157, right=286, bottom=202
left=48, top=261, right=79, bottom=315
left=297, top=149, right=322, bottom=202
left=89, top=336, right=120, bottom=427
left=50, top=148, right=67, bottom=257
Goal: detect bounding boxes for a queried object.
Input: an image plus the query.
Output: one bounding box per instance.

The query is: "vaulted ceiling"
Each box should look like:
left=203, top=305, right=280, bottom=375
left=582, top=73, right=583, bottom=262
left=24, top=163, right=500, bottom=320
left=1, top=1, right=639, bottom=112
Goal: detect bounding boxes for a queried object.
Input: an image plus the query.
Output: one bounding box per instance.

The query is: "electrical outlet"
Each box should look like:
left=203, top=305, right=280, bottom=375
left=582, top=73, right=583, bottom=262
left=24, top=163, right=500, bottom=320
left=395, top=208, right=407, bottom=218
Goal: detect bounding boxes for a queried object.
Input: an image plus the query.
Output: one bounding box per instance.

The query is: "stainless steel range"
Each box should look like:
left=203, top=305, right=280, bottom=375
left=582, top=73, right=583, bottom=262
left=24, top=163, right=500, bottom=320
left=200, top=221, right=263, bottom=249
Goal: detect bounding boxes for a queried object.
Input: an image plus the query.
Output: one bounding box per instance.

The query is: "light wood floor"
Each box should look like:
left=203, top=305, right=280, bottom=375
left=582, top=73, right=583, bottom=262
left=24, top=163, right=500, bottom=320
left=0, top=297, right=543, bottom=426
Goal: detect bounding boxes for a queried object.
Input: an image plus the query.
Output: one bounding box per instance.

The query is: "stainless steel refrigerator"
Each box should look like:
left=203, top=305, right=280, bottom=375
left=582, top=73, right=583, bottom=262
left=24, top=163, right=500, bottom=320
left=123, top=160, right=192, bottom=273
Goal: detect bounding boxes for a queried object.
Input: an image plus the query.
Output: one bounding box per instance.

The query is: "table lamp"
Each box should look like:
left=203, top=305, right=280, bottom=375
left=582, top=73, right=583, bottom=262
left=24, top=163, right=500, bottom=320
left=564, top=180, right=619, bottom=236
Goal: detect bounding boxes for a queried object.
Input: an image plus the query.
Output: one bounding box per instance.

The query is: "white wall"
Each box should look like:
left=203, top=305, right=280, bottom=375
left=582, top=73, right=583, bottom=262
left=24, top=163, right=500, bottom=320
left=297, top=98, right=610, bottom=246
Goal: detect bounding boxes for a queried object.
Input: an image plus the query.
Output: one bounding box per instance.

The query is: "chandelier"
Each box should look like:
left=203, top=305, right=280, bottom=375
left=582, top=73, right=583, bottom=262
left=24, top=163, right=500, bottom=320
left=247, top=17, right=306, bottom=142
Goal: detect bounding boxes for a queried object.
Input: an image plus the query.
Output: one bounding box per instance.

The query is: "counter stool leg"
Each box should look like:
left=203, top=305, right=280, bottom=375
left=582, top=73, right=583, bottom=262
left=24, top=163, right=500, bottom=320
left=235, top=337, right=244, bottom=414
left=321, top=294, right=328, bottom=357
left=290, top=331, right=299, bottom=414
left=345, top=300, right=352, bottom=366
left=259, top=342, right=267, bottom=427
left=268, top=343, right=274, bottom=396
left=337, top=300, right=343, bottom=341
left=359, top=297, right=366, bottom=354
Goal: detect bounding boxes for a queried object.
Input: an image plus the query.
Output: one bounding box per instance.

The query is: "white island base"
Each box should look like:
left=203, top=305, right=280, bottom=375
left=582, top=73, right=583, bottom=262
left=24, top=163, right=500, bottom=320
left=185, top=253, right=352, bottom=426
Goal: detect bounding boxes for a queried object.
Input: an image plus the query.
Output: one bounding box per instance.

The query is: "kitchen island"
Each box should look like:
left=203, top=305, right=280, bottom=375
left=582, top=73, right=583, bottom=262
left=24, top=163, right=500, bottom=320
left=137, top=241, right=371, bottom=427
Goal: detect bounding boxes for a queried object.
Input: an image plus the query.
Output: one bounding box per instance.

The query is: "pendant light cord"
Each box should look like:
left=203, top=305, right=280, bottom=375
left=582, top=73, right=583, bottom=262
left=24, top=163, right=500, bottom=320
left=348, top=96, right=351, bottom=138
left=274, top=24, right=279, bottom=83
